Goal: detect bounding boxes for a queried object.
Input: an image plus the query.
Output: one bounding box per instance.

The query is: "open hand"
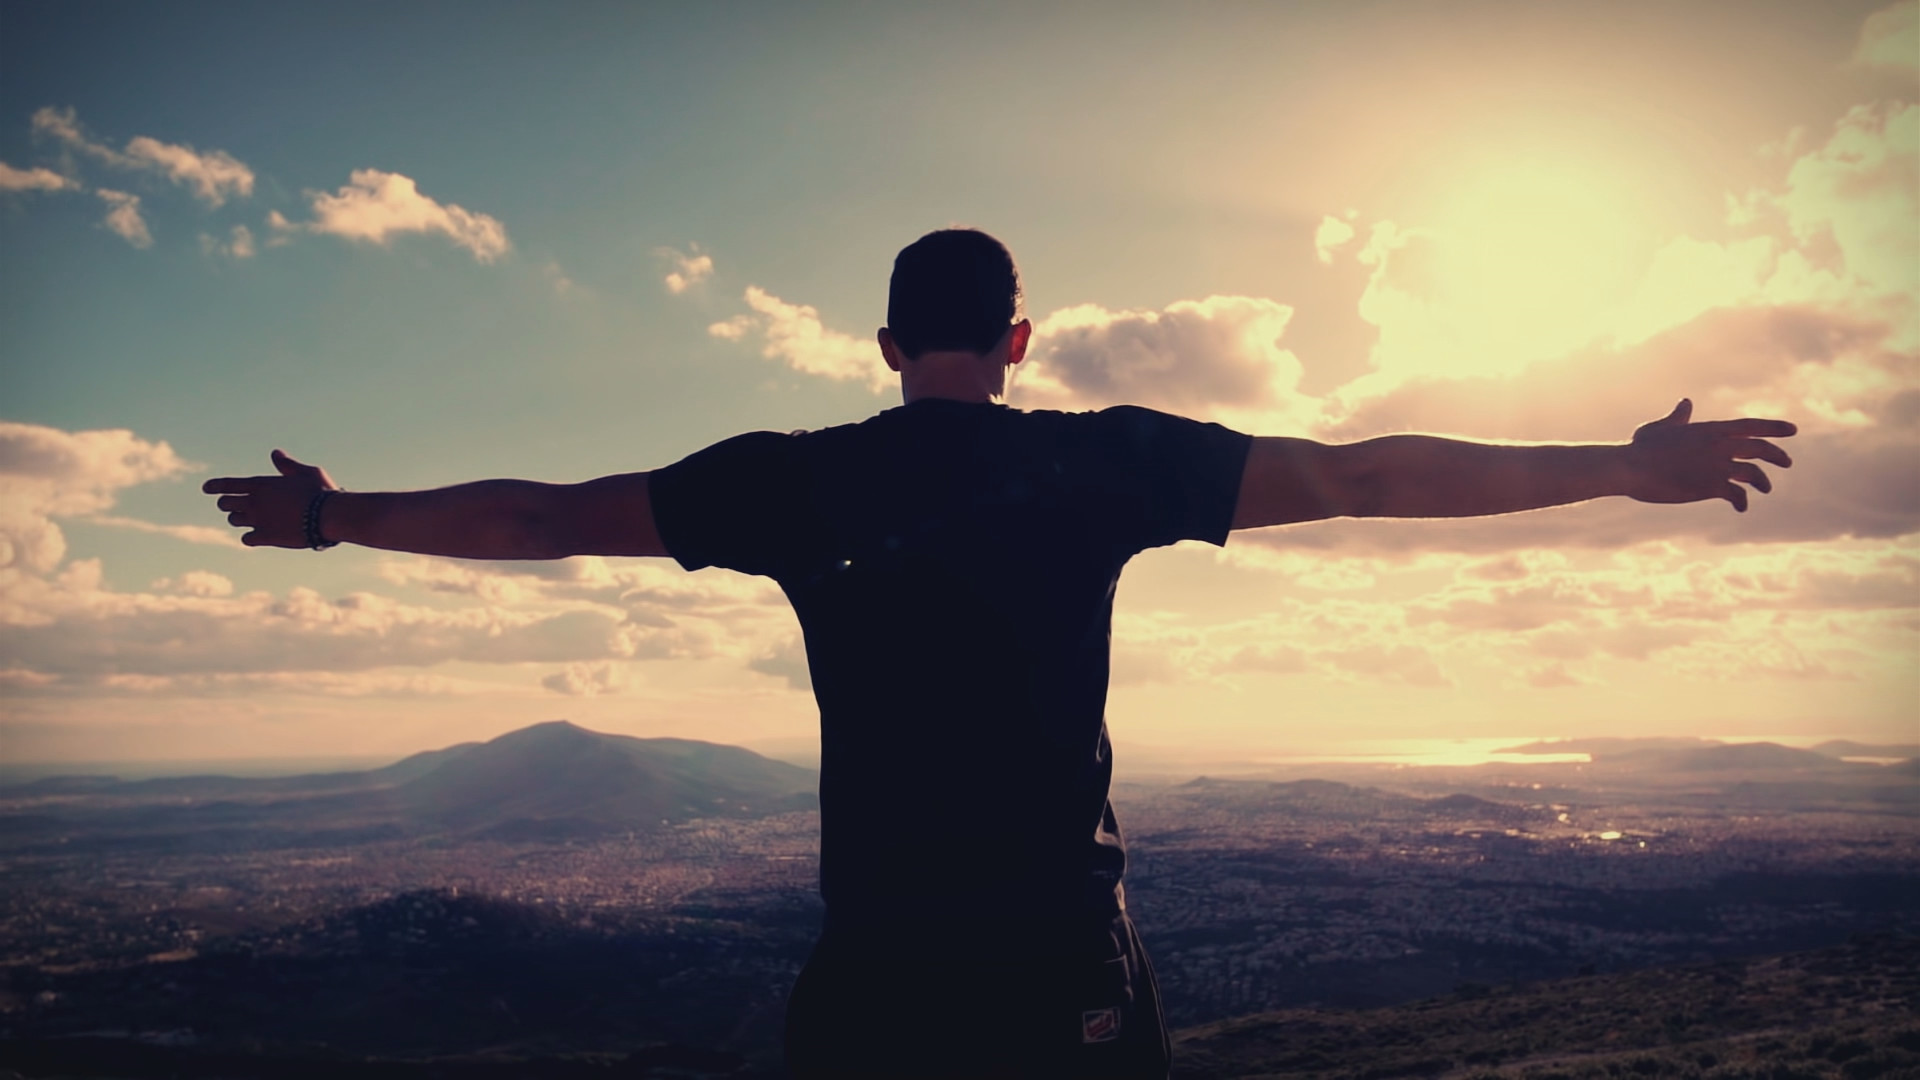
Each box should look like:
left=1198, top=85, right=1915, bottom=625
left=202, top=450, right=339, bottom=548
left=1624, top=400, right=1795, bottom=512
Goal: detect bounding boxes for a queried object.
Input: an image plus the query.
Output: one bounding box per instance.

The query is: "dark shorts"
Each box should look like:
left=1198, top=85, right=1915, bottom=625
left=784, top=910, right=1171, bottom=1080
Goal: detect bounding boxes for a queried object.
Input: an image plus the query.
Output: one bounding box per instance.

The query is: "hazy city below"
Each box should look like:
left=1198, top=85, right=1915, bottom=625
left=2, top=721, right=1914, bottom=1078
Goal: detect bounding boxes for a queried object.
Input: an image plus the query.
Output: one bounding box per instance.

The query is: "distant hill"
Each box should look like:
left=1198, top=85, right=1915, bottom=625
left=1169, top=777, right=1537, bottom=823
left=1495, top=736, right=1717, bottom=757
left=0, top=722, right=818, bottom=851
left=1812, top=739, right=1920, bottom=760
left=1173, top=933, right=1920, bottom=1079
left=1615, top=740, right=1843, bottom=772
left=396, top=720, right=819, bottom=832
left=1498, top=737, right=1875, bottom=773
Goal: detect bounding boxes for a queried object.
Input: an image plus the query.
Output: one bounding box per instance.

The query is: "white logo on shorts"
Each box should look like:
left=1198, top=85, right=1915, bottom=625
left=1081, top=1006, right=1122, bottom=1043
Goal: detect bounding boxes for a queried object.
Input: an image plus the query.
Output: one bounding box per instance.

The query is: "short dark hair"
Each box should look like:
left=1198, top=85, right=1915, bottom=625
left=886, top=228, right=1021, bottom=360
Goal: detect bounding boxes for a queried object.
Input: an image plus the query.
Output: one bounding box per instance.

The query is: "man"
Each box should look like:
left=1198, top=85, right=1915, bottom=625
left=205, top=228, right=1795, bottom=1078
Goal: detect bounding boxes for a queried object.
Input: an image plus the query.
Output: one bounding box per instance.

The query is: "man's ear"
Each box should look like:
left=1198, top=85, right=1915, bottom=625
left=1007, top=319, right=1032, bottom=367
left=878, top=328, right=905, bottom=373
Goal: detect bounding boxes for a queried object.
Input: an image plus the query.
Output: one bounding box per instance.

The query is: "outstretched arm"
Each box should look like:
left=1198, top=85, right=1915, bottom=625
left=203, top=451, right=668, bottom=558
left=1231, top=400, right=1795, bottom=530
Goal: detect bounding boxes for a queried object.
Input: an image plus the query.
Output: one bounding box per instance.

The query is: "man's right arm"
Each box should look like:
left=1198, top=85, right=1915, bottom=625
left=204, top=450, right=668, bottom=559
left=1231, top=400, right=1795, bottom=530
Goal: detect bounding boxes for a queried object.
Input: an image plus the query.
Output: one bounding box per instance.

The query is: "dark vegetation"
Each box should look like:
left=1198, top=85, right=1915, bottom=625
left=1173, top=933, right=1919, bottom=1080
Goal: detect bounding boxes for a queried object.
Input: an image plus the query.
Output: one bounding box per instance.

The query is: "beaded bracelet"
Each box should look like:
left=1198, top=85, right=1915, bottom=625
left=303, top=490, right=340, bottom=550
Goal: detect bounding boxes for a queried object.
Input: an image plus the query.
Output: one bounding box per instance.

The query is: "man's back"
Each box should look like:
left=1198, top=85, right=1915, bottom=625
left=650, top=398, right=1250, bottom=930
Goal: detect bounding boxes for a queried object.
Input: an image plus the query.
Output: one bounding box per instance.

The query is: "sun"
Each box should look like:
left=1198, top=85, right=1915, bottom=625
left=1426, top=158, right=1649, bottom=375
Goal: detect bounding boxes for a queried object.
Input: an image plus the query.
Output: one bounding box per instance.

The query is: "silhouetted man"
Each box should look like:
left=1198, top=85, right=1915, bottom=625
left=206, top=228, right=1795, bottom=1079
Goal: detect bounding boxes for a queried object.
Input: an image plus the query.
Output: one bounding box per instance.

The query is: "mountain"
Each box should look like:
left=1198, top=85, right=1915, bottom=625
left=1811, top=739, right=1920, bottom=760
left=1497, top=738, right=1875, bottom=772
left=1611, top=741, right=1845, bottom=772
left=395, top=720, right=819, bottom=833
left=1494, top=736, right=1718, bottom=757
left=0, top=722, right=819, bottom=851
left=1167, top=777, right=1538, bottom=824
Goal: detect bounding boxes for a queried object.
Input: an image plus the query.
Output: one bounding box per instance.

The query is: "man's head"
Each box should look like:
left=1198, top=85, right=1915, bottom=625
left=879, top=228, right=1032, bottom=403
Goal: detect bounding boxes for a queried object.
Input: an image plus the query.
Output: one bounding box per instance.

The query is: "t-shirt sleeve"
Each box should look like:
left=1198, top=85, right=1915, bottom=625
left=1095, top=405, right=1253, bottom=552
left=647, top=430, right=815, bottom=577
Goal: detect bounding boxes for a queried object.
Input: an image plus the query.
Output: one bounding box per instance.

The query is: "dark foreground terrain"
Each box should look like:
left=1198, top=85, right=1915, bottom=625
left=1, top=725, right=1913, bottom=1077
left=3, top=934, right=1914, bottom=1078
left=1175, top=934, right=1920, bottom=1080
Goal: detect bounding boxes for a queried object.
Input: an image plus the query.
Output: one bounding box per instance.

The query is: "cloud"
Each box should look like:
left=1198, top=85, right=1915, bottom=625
left=0, top=161, right=75, bottom=192
left=1013, top=296, right=1313, bottom=429
left=540, top=260, right=575, bottom=294
left=31, top=107, right=253, bottom=206
left=1313, top=213, right=1356, bottom=263
left=659, top=244, right=713, bottom=293
left=542, top=660, right=624, bottom=697
left=86, top=515, right=245, bottom=549
left=1778, top=102, right=1917, bottom=300
left=96, top=189, right=151, bottom=248
left=0, top=571, right=690, bottom=683
left=710, top=286, right=886, bottom=390
left=747, top=637, right=811, bottom=690
left=150, top=571, right=234, bottom=598
left=1854, top=1, right=1918, bottom=70
left=296, top=169, right=510, bottom=263
left=199, top=224, right=256, bottom=260
left=0, top=422, right=194, bottom=573
left=1323, top=643, right=1450, bottom=687
left=30, top=106, right=93, bottom=153
left=56, top=669, right=491, bottom=699
left=121, top=135, right=254, bottom=206
left=376, top=554, right=784, bottom=615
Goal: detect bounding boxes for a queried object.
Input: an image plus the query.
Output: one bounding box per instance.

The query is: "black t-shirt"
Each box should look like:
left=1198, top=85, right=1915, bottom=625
left=649, top=400, right=1251, bottom=931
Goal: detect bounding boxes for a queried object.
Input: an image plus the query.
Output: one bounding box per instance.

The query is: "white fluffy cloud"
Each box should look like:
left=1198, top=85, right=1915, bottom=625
left=1013, top=296, right=1314, bottom=430
left=710, top=286, right=886, bottom=390
left=1108, top=539, right=1915, bottom=694
left=31, top=106, right=253, bottom=206
left=0, top=422, right=194, bottom=573
left=0, top=161, right=75, bottom=192
left=121, top=135, right=254, bottom=206
left=659, top=244, right=714, bottom=293
left=1779, top=101, right=1917, bottom=301
left=1313, top=213, right=1356, bottom=263
left=542, top=660, right=624, bottom=697
left=296, top=169, right=510, bottom=263
left=0, top=570, right=688, bottom=683
left=95, top=189, right=151, bottom=248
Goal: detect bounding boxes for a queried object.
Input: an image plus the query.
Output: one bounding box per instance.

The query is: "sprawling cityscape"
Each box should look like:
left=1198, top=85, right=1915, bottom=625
left=1, top=725, right=1913, bottom=1076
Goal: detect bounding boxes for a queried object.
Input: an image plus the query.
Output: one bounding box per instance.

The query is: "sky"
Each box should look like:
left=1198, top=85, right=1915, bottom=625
left=1, top=0, right=1915, bottom=769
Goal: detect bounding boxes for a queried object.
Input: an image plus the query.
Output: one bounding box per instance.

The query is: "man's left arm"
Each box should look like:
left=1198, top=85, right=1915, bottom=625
left=1231, top=400, right=1796, bottom=530
left=204, top=450, right=667, bottom=558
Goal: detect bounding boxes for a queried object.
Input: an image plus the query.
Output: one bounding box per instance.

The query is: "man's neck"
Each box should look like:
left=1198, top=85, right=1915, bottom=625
left=898, top=352, right=1006, bottom=405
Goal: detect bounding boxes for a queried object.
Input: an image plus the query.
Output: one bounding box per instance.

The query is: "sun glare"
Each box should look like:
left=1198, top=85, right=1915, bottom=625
left=1428, top=159, right=1648, bottom=374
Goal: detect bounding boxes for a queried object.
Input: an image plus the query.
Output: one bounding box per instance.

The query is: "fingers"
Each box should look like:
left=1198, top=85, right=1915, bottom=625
left=1693, top=418, right=1797, bottom=438
left=1728, top=438, right=1792, bottom=468
left=1723, top=481, right=1748, bottom=513
left=1729, top=461, right=1771, bottom=494
left=272, top=449, right=302, bottom=477
left=202, top=475, right=277, bottom=495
